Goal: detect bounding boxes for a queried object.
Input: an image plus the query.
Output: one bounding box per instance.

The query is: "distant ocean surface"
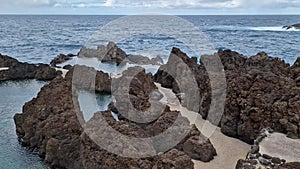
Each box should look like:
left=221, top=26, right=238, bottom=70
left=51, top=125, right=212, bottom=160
left=1, top=15, right=300, bottom=64
left=0, top=15, right=300, bottom=169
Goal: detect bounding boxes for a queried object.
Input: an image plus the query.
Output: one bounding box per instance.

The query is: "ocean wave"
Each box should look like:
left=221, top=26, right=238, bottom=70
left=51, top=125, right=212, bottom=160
left=248, top=26, right=300, bottom=32
left=207, top=26, right=300, bottom=32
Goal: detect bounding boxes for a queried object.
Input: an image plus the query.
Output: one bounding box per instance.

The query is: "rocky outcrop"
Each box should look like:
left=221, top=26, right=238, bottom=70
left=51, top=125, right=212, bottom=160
left=154, top=48, right=300, bottom=144
left=78, top=42, right=127, bottom=65
left=0, top=54, right=60, bottom=81
left=126, top=54, right=164, bottom=65
left=67, top=65, right=111, bottom=93
left=283, top=23, right=300, bottom=30
left=78, top=42, right=163, bottom=65
left=50, top=53, right=76, bottom=67
left=219, top=50, right=300, bottom=143
left=292, top=57, right=300, bottom=86
left=14, top=75, right=83, bottom=168
left=14, top=65, right=216, bottom=169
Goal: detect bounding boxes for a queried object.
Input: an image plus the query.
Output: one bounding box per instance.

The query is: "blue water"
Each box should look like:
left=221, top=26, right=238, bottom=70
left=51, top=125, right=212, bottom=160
left=1, top=15, right=300, bottom=168
left=0, top=15, right=299, bottom=64
left=0, top=80, right=49, bottom=169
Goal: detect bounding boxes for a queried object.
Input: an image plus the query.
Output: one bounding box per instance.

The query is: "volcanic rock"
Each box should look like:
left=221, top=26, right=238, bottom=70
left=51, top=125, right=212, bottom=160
left=78, top=42, right=164, bottom=65
left=154, top=48, right=300, bottom=144
left=14, top=65, right=216, bottom=169
left=78, top=42, right=127, bottom=65
left=50, top=53, right=75, bottom=67
left=0, top=54, right=60, bottom=81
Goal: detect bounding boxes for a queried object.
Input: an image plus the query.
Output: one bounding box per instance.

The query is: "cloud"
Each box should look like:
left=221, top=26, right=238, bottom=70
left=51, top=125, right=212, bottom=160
left=1, top=0, right=300, bottom=14
left=0, top=0, right=50, bottom=7
left=2, top=0, right=298, bottom=9
left=98, top=0, right=300, bottom=9
left=102, top=0, right=238, bottom=8
left=103, top=0, right=116, bottom=7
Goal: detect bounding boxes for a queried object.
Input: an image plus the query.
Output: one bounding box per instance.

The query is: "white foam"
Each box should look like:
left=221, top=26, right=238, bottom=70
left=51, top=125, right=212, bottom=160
left=211, top=25, right=300, bottom=32
left=54, top=68, right=68, bottom=78
left=0, top=67, right=9, bottom=71
left=249, top=26, right=300, bottom=32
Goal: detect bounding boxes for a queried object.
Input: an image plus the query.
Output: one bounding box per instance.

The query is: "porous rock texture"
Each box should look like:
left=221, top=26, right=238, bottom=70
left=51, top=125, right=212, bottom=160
left=155, top=48, right=300, bottom=144
left=14, top=65, right=216, bottom=169
left=0, top=54, right=60, bottom=81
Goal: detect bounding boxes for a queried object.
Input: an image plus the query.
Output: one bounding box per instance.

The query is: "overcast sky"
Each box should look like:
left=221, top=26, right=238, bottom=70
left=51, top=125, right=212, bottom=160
left=0, top=0, right=300, bottom=15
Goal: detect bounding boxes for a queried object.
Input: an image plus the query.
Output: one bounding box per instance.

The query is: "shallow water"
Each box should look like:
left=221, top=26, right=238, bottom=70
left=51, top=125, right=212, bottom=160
left=0, top=80, right=49, bottom=169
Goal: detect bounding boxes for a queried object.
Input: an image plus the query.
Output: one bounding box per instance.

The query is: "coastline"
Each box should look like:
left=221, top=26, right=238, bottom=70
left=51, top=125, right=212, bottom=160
left=0, top=44, right=299, bottom=168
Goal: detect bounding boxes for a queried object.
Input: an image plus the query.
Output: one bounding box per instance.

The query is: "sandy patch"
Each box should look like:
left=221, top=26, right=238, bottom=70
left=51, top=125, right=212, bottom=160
left=260, top=133, right=300, bottom=162
left=155, top=83, right=250, bottom=169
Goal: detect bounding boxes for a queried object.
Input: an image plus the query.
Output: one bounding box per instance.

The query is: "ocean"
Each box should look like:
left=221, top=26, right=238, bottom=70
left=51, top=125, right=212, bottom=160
left=0, top=15, right=300, bottom=168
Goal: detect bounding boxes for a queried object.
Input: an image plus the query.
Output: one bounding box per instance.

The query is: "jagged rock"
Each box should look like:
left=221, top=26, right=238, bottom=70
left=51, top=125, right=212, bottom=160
left=111, top=66, right=164, bottom=123
left=182, top=135, right=217, bottom=162
left=78, top=42, right=127, bottom=65
left=280, top=162, right=300, bottom=169
left=63, top=64, right=73, bottom=70
left=66, top=65, right=111, bottom=93
left=78, top=42, right=163, bottom=65
left=126, top=55, right=164, bottom=65
left=14, top=65, right=216, bottom=169
left=50, top=53, right=75, bottom=67
left=0, top=54, right=60, bottom=81
left=13, top=75, right=83, bottom=168
left=154, top=48, right=300, bottom=144
left=152, top=149, right=194, bottom=169
left=154, top=47, right=202, bottom=113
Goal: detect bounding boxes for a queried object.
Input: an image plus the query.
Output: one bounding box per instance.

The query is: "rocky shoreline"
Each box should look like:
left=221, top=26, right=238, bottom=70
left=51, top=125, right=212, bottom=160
left=0, top=44, right=299, bottom=168
left=155, top=48, right=300, bottom=143
left=0, top=54, right=61, bottom=81
left=13, top=65, right=217, bottom=169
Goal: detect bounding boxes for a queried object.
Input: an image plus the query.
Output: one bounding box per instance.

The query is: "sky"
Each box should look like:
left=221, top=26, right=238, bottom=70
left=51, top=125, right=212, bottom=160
left=0, top=0, right=300, bottom=15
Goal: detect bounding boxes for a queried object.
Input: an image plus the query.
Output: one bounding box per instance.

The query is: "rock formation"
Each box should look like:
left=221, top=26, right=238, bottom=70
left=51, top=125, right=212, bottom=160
left=14, top=65, right=216, bottom=169
left=0, top=54, right=60, bottom=81
left=50, top=53, right=76, bottom=67
left=78, top=42, right=163, bottom=65
left=154, top=48, right=300, bottom=144
left=283, top=23, right=300, bottom=30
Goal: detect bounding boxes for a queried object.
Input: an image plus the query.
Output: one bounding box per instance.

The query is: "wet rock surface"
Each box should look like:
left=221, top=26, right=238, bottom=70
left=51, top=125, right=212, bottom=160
left=14, top=65, right=216, bottom=169
left=50, top=53, right=76, bottom=67
left=0, top=54, right=60, bottom=81
left=155, top=48, right=300, bottom=144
